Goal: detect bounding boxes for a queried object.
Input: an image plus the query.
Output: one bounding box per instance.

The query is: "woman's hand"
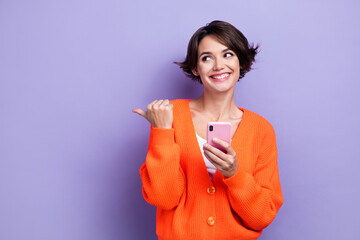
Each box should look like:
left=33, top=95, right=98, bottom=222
left=132, top=99, right=173, bottom=129
left=203, top=138, right=238, bottom=178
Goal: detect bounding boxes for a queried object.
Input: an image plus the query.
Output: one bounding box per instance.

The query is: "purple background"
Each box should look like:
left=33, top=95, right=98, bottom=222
left=1, top=0, right=359, bottom=239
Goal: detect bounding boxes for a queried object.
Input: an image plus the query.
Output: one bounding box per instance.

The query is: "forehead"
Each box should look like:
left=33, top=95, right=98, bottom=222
left=198, top=35, right=229, bottom=53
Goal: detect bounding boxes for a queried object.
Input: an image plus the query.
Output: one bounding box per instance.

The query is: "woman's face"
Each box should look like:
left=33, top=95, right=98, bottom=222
left=193, top=35, right=240, bottom=93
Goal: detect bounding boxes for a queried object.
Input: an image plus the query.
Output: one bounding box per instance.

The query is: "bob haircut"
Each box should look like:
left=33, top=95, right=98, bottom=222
left=175, top=20, right=259, bottom=84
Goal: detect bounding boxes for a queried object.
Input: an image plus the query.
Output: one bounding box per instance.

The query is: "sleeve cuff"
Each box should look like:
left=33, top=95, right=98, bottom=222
left=223, top=167, right=247, bottom=189
left=149, top=125, right=176, bottom=146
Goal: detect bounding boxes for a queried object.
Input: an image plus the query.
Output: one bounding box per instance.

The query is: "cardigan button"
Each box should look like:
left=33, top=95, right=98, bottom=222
left=207, top=186, right=215, bottom=194
left=207, top=216, right=215, bottom=226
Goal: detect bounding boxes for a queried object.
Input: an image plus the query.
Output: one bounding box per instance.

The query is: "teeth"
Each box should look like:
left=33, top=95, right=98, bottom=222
left=212, top=73, right=229, bottom=79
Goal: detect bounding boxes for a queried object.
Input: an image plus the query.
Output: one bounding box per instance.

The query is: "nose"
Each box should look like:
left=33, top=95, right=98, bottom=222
left=213, top=58, right=224, bottom=71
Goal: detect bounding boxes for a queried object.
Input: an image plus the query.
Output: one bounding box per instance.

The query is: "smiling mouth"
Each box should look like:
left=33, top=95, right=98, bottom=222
left=210, top=73, right=231, bottom=81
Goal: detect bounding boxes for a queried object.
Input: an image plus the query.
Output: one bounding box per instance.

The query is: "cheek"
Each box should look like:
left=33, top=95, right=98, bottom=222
left=231, top=61, right=241, bottom=79
left=234, top=60, right=241, bottom=72
left=197, top=63, right=212, bottom=75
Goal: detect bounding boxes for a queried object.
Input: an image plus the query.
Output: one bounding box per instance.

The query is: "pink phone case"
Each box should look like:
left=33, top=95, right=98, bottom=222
left=207, top=122, right=231, bottom=153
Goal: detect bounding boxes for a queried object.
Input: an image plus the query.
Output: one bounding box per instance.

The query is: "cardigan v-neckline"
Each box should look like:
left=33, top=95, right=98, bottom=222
left=183, top=99, right=247, bottom=183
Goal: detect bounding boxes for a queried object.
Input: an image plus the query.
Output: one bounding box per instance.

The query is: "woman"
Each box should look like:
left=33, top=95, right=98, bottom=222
left=132, top=20, right=283, bottom=240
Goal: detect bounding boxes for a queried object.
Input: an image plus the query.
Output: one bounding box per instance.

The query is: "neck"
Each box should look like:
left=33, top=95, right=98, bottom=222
left=197, top=89, right=237, bottom=121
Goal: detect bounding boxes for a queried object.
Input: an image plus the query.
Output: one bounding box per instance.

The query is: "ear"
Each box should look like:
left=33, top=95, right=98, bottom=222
left=192, top=68, right=199, bottom=76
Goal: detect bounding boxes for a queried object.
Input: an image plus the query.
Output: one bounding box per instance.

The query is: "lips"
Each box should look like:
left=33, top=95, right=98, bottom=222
left=209, top=73, right=231, bottom=82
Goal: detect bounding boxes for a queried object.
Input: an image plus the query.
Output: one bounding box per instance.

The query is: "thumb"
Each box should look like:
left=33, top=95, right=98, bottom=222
left=132, top=108, right=147, bottom=119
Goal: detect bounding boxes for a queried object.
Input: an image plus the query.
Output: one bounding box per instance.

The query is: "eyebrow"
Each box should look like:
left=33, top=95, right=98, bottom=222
left=199, top=48, right=231, bottom=58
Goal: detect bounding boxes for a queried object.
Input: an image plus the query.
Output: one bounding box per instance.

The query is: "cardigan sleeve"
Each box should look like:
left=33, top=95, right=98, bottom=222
left=139, top=126, right=186, bottom=210
left=223, top=123, right=283, bottom=231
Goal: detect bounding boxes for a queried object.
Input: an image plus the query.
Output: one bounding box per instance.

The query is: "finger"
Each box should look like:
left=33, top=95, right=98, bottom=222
left=164, top=102, right=173, bottom=111
left=147, top=100, right=158, bottom=111
left=203, top=149, right=224, bottom=168
left=162, top=99, right=170, bottom=105
left=204, top=148, right=237, bottom=171
left=213, top=138, right=235, bottom=156
left=153, top=99, right=164, bottom=109
left=204, top=142, right=228, bottom=159
left=161, top=100, right=173, bottom=110
left=159, top=100, right=168, bottom=109
left=132, top=108, right=147, bottom=118
left=205, top=149, right=237, bottom=178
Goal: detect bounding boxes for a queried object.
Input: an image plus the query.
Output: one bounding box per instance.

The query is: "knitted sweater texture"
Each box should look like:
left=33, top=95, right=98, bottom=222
left=140, top=99, right=283, bottom=240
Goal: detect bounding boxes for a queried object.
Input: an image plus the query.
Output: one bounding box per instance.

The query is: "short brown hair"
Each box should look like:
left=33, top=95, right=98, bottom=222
left=175, top=20, right=259, bottom=83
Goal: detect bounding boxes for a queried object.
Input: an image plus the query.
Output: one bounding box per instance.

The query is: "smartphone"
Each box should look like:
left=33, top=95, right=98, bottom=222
left=207, top=122, right=231, bottom=153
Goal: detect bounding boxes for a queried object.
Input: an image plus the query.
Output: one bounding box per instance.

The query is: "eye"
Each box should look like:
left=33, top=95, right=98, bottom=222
left=201, top=56, right=211, bottom=61
left=224, top=52, right=234, bottom=58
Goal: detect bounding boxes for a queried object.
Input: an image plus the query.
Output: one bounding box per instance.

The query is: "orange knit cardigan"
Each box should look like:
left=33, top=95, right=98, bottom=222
left=140, top=99, right=283, bottom=240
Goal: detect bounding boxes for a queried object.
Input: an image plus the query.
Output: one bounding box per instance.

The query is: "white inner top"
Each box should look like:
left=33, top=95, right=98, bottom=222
left=195, top=133, right=217, bottom=179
